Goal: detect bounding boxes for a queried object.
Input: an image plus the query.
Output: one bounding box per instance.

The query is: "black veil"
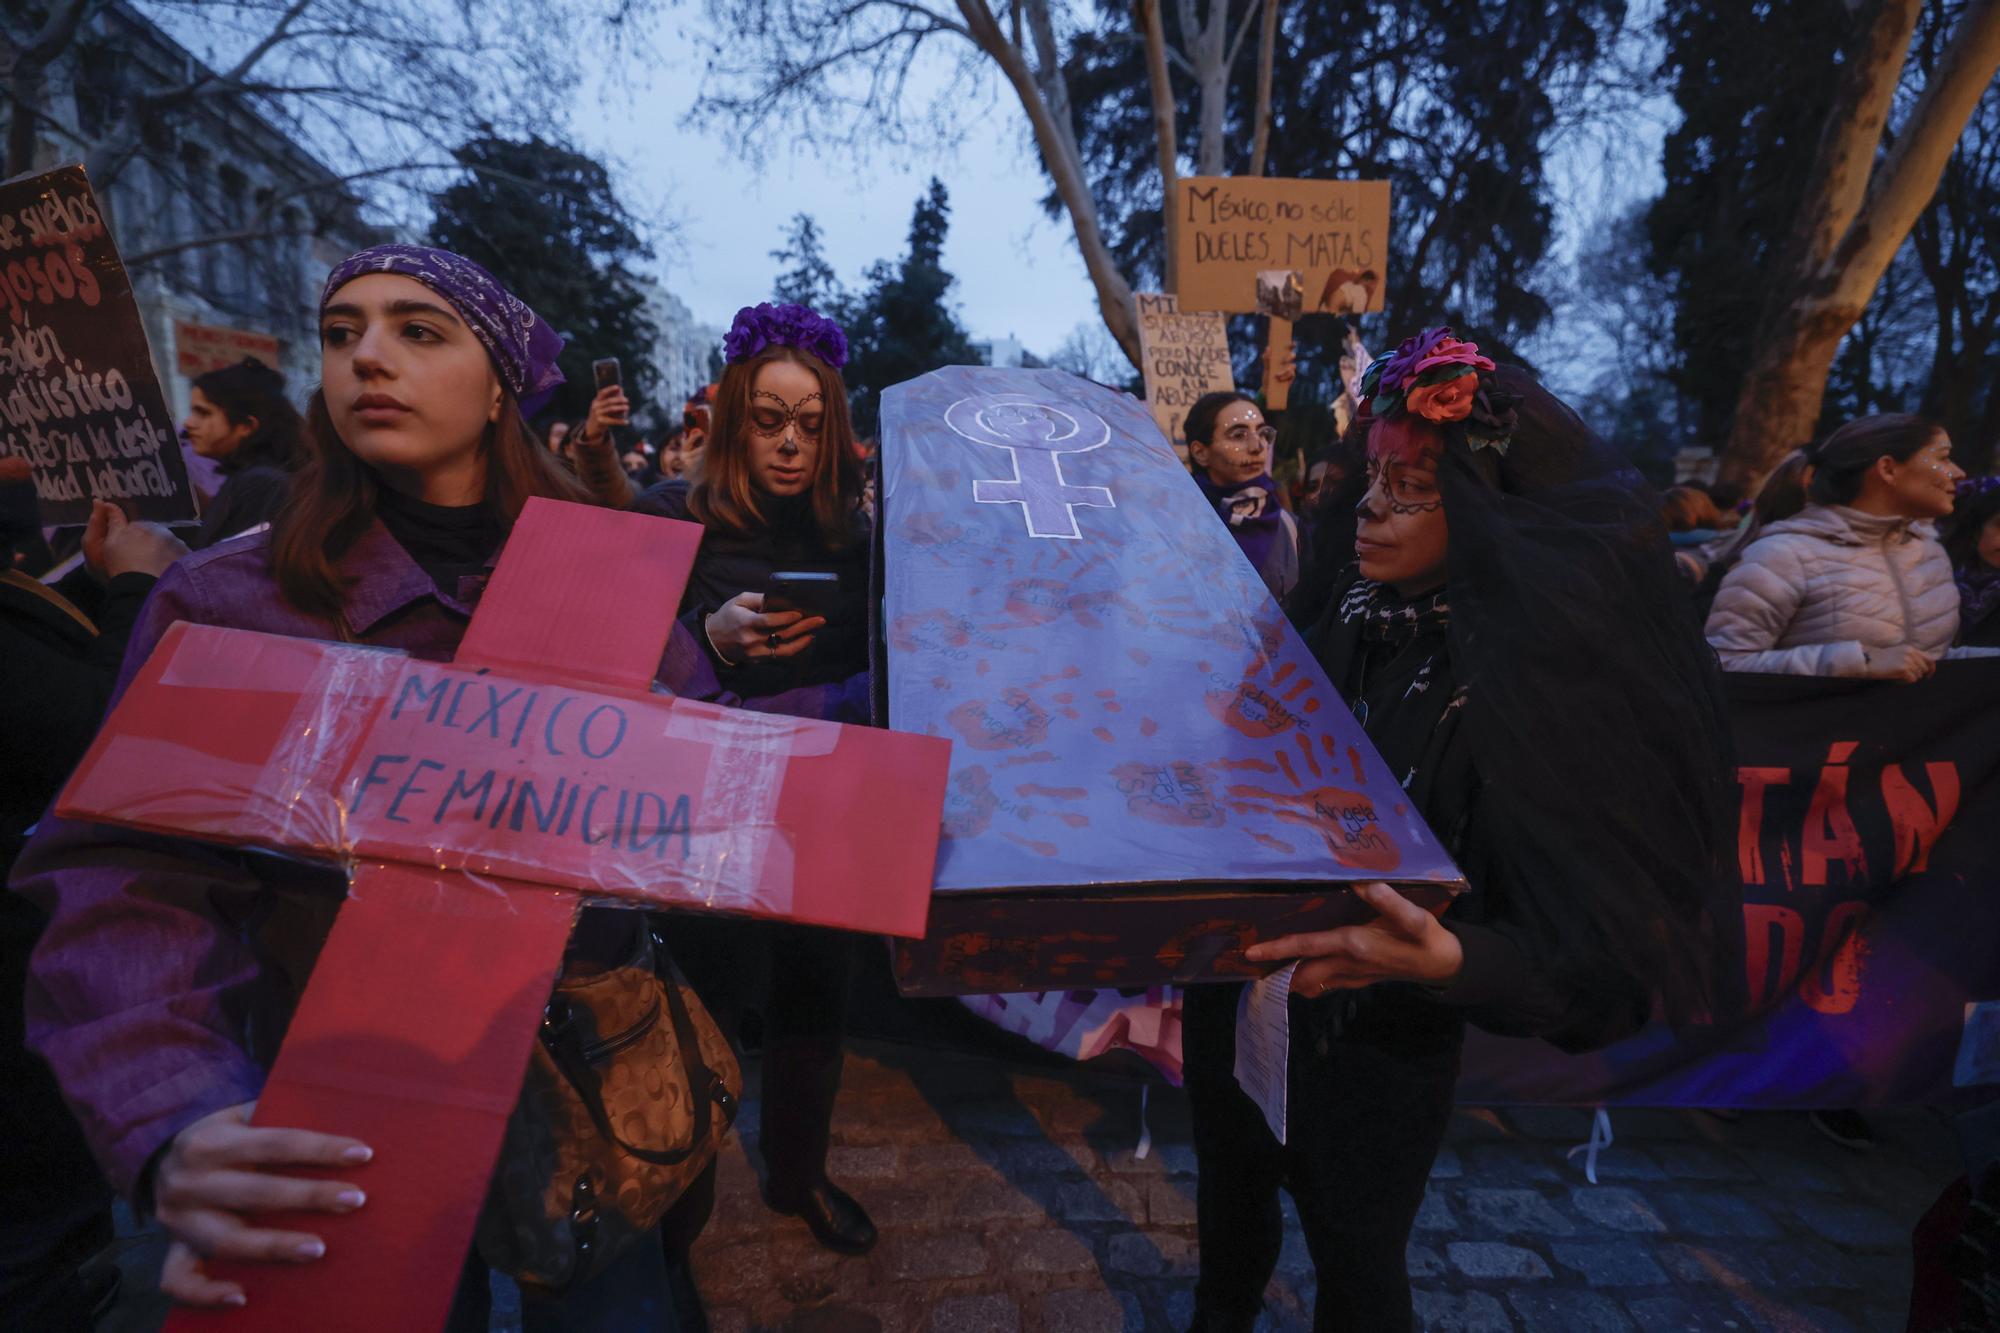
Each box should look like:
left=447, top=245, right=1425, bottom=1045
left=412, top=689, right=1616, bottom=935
left=1438, top=366, right=1740, bottom=1027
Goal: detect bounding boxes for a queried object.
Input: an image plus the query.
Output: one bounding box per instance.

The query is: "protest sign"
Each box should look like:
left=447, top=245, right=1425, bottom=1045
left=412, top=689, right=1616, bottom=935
left=1457, top=660, right=2000, bottom=1109
left=956, top=661, right=2000, bottom=1110
left=877, top=366, right=1464, bottom=997
left=0, top=164, right=191, bottom=524
left=58, top=498, right=951, bottom=1328
left=1133, top=293, right=1236, bottom=454
left=173, top=317, right=282, bottom=379
left=1173, top=176, right=1390, bottom=317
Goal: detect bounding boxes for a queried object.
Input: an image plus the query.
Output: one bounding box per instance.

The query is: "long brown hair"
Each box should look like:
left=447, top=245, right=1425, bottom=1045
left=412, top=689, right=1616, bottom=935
left=688, top=344, right=863, bottom=548
left=270, top=388, right=593, bottom=626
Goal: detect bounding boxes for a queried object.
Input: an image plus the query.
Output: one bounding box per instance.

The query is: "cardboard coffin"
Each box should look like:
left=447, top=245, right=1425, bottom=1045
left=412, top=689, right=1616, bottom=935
left=876, top=366, right=1466, bottom=995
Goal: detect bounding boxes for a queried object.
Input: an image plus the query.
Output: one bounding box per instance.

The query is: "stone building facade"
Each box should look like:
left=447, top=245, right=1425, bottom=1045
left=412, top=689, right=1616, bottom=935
left=2, top=1, right=380, bottom=416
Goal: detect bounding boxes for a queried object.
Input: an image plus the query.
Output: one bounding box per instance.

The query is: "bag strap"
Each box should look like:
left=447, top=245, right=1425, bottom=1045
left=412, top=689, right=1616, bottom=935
left=540, top=933, right=736, bottom=1167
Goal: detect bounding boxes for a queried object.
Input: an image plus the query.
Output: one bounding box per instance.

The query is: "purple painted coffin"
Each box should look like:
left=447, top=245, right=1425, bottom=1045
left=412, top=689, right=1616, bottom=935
left=878, top=366, right=1464, bottom=995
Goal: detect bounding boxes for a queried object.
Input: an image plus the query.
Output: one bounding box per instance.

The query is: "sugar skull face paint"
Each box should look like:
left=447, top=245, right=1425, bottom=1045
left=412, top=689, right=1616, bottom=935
left=1356, top=416, right=1448, bottom=594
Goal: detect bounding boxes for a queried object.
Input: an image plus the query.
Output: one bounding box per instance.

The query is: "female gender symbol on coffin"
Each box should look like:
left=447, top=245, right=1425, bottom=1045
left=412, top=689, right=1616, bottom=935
left=944, top=393, right=1116, bottom=540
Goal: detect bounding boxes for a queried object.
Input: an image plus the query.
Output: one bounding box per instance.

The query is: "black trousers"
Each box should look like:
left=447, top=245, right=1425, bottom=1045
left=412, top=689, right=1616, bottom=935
left=1183, top=982, right=1461, bottom=1333
left=0, top=887, right=113, bottom=1333
left=665, top=915, right=853, bottom=1194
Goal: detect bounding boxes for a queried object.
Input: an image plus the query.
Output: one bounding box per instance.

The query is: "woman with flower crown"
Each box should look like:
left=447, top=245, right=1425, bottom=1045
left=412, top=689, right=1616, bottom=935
left=1183, top=329, right=1735, bottom=1330
left=578, top=303, right=882, bottom=1269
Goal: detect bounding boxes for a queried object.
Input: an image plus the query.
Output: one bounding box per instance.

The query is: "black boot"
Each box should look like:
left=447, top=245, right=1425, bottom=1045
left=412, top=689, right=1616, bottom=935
left=760, top=1032, right=876, bottom=1255
left=761, top=1177, right=878, bottom=1256
left=663, top=1252, right=709, bottom=1333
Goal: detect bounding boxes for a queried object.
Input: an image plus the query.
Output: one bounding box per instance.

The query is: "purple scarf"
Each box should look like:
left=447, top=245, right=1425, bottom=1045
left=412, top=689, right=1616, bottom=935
left=320, top=244, right=566, bottom=417
left=1959, top=562, right=2000, bottom=632
left=1194, top=471, right=1284, bottom=578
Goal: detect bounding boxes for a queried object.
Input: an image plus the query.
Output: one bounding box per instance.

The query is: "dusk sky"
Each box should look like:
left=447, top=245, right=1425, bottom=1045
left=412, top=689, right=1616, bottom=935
left=577, top=18, right=1106, bottom=356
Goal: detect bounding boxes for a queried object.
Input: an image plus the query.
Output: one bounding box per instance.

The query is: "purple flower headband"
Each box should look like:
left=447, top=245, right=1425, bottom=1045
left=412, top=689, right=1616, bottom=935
left=723, top=302, right=849, bottom=370
left=1358, top=326, right=1517, bottom=453
left=321, top=244, right=566, bottom=417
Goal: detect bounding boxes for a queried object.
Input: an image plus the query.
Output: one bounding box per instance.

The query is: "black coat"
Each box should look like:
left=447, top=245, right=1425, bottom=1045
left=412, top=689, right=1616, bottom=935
left=1303, top=571, right=1650, bottom=1055
left=195, top=463, right=290, bottom=549
left=0, top=571, right=155, bottom=871
left=634, top=481, right=871, bottom=699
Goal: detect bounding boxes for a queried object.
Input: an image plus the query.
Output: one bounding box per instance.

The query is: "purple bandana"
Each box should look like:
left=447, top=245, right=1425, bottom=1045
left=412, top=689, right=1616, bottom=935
left=722, top=302, right=848, bottom=369
left=320, top=244, right=567, bottom=417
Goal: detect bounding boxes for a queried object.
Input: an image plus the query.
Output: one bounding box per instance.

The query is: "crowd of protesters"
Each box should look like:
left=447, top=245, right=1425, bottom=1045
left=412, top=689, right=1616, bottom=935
left=0, top=240, right=1993, bottom=1333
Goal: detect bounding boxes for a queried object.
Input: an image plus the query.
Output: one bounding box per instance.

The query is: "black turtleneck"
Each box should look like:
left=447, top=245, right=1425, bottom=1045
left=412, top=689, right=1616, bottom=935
left=374, top=482, right=507, bottom=592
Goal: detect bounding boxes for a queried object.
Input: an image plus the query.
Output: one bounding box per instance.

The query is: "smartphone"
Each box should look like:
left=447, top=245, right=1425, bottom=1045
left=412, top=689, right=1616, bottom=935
left=764, top=571, right=840, bottom=622
left=592, top=357, right=622, bottom=390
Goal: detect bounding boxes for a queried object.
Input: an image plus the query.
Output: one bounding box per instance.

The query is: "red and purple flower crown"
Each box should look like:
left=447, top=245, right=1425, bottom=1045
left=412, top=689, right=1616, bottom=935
left=1359, top=326, right=1516, bottom=453
left=723, top=302, right=849, bottom=370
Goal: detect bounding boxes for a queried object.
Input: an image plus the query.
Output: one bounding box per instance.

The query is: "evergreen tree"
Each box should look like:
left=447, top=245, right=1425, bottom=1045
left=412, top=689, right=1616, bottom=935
left=1646, top=2, right=1848, bottom=450
left=429, top=135, right=659, bottom=422
left=841, top=180, right=979, bottom=437
left=770, top=214, right=844, bottom=313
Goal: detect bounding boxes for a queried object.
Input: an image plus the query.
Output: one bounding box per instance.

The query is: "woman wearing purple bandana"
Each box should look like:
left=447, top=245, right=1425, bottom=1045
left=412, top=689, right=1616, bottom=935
left=1185, top=390, right=1300, bottom=600
left=11, top=244, right=798, bottom=1330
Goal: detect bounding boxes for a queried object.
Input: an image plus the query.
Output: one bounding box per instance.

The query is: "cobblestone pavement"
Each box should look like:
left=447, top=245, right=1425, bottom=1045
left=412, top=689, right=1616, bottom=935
left=688, top=1040, right=1958, bottom=1333
left=97, top=1037, right=1960, bottom=1331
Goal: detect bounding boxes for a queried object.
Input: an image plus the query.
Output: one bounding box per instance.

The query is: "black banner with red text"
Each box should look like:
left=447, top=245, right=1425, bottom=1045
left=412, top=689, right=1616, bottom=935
left=1460, top=659, right=2000, bottom=1108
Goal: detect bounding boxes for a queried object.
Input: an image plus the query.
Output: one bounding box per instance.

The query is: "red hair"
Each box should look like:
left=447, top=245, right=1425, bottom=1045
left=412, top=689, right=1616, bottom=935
left=1365, top=412, right=1444, bottom=466
left=688, top=346, right=863, bottom=548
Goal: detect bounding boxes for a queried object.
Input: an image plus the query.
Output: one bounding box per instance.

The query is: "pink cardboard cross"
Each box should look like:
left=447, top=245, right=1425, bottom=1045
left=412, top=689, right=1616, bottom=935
left=56, top=499, right=951, bottom=1330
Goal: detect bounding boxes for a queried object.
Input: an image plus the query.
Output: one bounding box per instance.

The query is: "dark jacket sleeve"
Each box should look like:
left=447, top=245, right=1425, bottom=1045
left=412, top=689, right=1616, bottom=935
left=654, top=620, right=870, bottom=724
left=195, top=467, right=289, bottom=549
left=10, top=561, right=271, bottom=1198
left=0, top=573, right=157, bottom=856
left=1432, top=799, right=1653, bottom=1053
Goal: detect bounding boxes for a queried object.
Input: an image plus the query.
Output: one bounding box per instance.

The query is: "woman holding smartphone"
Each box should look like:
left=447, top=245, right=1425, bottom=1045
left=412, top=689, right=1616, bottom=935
left=593, top=303, right=880, bottom=1261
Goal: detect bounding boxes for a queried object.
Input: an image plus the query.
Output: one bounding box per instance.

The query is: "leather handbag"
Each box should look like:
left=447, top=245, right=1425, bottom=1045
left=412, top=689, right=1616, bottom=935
left=476, top=918, right=741, bottom=1293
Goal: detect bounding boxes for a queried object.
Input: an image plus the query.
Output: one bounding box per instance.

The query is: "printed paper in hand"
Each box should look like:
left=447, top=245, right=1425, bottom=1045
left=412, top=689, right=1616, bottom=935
left=1234, top=963, right=1296, bottom=1145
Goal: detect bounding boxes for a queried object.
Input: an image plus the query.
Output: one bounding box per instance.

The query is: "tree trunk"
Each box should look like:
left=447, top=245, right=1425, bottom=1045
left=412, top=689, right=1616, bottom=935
left=1719, top=0, right=2000, bottom=489
left=1248, top=0, right=1279, bottom=177
left=1183, top=0, right=1229, bottom=175
left=959, top=0, right=1142, bottom=365
left=1137, top=0, right=1179, bottom=293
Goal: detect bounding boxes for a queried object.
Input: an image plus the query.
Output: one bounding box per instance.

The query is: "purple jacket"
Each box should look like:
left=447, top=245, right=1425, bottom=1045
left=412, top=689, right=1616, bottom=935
left=11, top=520, right=863, bottom=1198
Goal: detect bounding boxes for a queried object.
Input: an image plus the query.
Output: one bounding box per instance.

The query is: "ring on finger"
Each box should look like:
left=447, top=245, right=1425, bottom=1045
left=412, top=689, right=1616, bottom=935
left=767, top=631, right=782, bottom=651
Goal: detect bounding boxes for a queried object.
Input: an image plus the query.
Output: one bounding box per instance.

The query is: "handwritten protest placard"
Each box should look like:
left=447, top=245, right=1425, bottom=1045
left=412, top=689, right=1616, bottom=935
left=1134, top=293, right=1236, bottom=454
left=0, top=164, right=191, bottom=524
left=1173, top=176, right=1390, bottom=317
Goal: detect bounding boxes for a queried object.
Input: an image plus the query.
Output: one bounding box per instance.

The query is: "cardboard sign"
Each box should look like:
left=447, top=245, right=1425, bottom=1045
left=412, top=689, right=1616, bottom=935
left=1134, top=293, right=1236, bottom=454
left=0, top=164, right=192, bottom=523
left=1173, top=176, right=1390, bottom=317
left=174, top=317, right=282, bottom=378
left=876, top=366, right=1464, bottom=995
left=60, top=504, right=950, bottom=938
left=58, top=498, right=951, bottom=1328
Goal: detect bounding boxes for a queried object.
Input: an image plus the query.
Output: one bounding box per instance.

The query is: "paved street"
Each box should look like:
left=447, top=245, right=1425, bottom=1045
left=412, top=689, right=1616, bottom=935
left=98, top=1037, right=1958, bottom=1331
left=681, top=1040, right=1955, bottom=1332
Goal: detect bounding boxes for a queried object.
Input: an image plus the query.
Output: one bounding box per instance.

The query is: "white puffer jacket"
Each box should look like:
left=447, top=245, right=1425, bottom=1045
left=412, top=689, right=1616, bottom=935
left=1704, top=504, right=1958, bottom=677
